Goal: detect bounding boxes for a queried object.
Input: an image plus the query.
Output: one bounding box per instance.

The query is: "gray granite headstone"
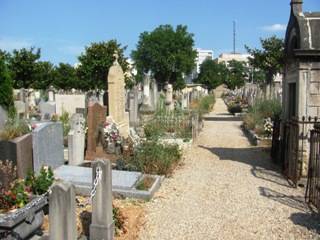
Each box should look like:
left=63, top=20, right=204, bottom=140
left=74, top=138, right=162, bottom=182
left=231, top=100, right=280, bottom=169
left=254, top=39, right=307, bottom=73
left=32, top=122, right=64, bottom=173
left=90, top=160, right=114, bottom=240
left=49, top=181, right=76, bottom=240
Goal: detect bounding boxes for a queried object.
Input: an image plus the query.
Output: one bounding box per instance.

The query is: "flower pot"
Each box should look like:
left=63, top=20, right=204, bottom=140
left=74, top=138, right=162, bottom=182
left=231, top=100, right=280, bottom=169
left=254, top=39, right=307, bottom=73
left=0, top=194, right=48, bottom=239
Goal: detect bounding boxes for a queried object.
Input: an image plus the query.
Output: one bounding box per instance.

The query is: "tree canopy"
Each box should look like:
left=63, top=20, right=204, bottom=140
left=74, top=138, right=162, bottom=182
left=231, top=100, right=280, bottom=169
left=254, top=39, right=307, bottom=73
left=245, top=36, right=284, bottom=84
left=0, top=53, right=14, bottom=112
left=194, top=59, right=227, bottom=90
left=53, top=63, right=78, bottom=90
left=132, top=24, right=197, bottom=90
left=225, top=60, right=247, bottom=90
left=8, top=47, right=41, bottom=89
left=77, top=40, right=130, bottom=90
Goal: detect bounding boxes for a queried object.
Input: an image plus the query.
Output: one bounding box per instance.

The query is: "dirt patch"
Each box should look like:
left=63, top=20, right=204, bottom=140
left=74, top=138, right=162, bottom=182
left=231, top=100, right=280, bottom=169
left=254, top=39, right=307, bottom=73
left=41, top=196, right=145, bottom=239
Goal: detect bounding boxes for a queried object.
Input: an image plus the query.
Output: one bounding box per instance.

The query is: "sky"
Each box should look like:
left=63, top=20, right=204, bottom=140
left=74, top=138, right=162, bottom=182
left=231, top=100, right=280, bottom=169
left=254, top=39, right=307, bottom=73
left=0, top=0, right=319, bottom=65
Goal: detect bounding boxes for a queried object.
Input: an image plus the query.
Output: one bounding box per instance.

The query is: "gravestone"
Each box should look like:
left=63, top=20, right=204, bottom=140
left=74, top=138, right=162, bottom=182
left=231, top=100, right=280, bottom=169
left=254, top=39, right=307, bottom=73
left=90, top=159, right=114, bottom=240
left=128, top=87, right=139, bottom=127
left=39, top=100, right=56, bottom=119
left=48, top=87, right=55, bottom=102
left=85, top=102, right=107, bottom=160
left=0, top=106, right=7, bottom=130
left=0, top=133, right=33, bottom=178
left=165, top=84, right=174, bottom=111
left=68, top=114, right=85, bottom=166
left=32, top=122, right=64, bottom=173
left=14, top=100, right=26, bottom=119
left=49, top=181, right=77, bottom=240
left=107, top=52, right=129, bottom=138
left=150, top=79, right=158, bottom=111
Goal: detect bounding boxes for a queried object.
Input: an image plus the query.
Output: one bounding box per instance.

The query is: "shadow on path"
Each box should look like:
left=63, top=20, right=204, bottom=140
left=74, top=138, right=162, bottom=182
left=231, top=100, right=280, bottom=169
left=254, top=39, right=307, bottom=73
left=199, top=145, right=291, bottom=188
left=203, top=116, right=242, bottom=122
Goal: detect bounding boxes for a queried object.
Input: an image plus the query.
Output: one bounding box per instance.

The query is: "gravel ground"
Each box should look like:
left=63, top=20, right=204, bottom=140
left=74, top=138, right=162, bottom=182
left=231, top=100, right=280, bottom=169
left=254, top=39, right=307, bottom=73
left=138, top=98, right=320, bottom=240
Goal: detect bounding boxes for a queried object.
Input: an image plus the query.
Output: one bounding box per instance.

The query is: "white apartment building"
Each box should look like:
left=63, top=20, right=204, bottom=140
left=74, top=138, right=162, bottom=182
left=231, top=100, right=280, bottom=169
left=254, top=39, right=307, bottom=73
left=185, top=48, right=214, bottom=83
left=217, top=53, right=251, bottom=67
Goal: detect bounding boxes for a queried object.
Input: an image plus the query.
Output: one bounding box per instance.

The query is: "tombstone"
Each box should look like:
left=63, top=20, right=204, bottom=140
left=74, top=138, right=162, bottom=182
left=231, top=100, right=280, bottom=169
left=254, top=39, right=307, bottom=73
left=0, top=106, right=7, bottom=130
left=150, top=79, right=158, bottom=111
left=14, top=100, right=26, bottom=119
left=32, top=122, right=64, bottom=173
left=68, top=114, right=85, bottom=166
left=165, top=83, right=174, bottom=111
left=0, top=133, right=33, bottom=178
left=48, top=86, right=55, bottom=102
left=107, top=52, right=129, bottom=138
left=49, top=181, right=77, bottom=240
left=85, top=102, right=107, bottom=160
left=128, top=87, right=139, bottom=127
left=90, top=159, right=114, bottom=240
left=39, top=100, right=56, bottom=120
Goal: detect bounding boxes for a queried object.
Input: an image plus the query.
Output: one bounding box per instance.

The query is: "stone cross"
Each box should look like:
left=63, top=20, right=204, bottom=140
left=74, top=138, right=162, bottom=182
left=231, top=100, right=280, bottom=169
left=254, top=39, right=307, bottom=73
left=49, top=181, right=77, bottom=240
left=90, top=159, right=114, bottom=240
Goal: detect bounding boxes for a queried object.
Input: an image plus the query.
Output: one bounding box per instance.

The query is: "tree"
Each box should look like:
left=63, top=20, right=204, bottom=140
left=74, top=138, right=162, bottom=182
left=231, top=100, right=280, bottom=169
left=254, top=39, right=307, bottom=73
left=33, top=61, right=55, bottom=89
left=8, top=47, right=41, bottom=88
left=0, top=53, right=14, bottom=113
left=195, top=59, right=227, bottom=90
left=225, top=60, right=247, bottom=90
left=77, top=40, right=129, bottom=90
left=53, top=63, right=78, bottom=90
left=132, top=24, right=197, bottom=90
left=245, top=36, right=284, bottom=85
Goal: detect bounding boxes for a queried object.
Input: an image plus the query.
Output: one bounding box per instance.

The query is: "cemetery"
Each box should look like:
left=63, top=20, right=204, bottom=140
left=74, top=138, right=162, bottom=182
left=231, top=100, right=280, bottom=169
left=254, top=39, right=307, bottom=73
left=0, top=48, right=209, bottom=239
left=0, top=0, right=320, bottom=239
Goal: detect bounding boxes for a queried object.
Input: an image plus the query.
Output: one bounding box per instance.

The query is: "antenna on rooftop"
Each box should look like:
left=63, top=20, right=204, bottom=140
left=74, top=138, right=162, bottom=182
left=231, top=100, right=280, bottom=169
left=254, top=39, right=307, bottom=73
left=233, top=20, right=236, bottom=54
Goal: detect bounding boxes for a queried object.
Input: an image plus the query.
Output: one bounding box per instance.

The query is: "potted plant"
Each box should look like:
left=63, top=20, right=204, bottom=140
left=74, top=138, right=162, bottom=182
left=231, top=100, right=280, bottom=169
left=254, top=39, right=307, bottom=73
left=0, top=165, right=54, bottom=239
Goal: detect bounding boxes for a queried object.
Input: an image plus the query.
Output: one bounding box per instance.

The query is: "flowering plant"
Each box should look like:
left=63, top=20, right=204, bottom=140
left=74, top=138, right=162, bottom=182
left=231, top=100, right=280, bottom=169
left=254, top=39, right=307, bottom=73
left=103, top=121, right=122, bottom=145
left=263, top=118, right=273, bottom=137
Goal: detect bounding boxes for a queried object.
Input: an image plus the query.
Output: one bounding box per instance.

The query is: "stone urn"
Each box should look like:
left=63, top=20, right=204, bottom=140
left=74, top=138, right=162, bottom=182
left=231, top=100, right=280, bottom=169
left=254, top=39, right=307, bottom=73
left=0, top=194, right=48, bottom=239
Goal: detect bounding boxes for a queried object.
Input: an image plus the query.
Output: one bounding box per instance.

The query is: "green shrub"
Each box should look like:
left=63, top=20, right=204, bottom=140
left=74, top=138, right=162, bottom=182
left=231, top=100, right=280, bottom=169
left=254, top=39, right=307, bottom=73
left=25, top=166, right=54, bottom=195
left=228, top=103, right=242, bottom=114
left=144, top=122, right=165, bottom=140
left=0, top=118, right=30, bottom=140
left=132, top=141, right=181, bottom=176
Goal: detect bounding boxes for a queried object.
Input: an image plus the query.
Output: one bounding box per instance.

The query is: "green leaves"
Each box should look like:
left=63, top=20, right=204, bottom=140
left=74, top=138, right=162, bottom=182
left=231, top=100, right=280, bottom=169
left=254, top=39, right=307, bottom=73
left=132, top=24, right=197, bottom=90
left=245, top=36, right=284, bottom=84
left=77, top=40, right=130, bottom=90
left=0, top=54, right=14, bottom=111
left=195, top=59, right=227, bottom=90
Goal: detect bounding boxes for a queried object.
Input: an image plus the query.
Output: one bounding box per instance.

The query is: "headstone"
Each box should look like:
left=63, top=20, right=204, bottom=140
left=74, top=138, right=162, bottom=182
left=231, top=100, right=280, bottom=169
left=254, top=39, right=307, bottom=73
left=90, top=159, right=114, bottom=240
left=0, top=133, right=33, bottom=178
left=14, top=100, right=26, bottom=119
left=39, top=100, right=56, bottom=119
left=128, top=88, right=139, bottom=127
left=107, top=53, right=129, bottom=138
left=49, top=181, right=77, bottom=240
left=150, top=79, right=158, bottom=111
left=32, top=122, right=64, bottom=173
left=48, top=87, right=55, bottom=102
left=165, top=84, right=174, bottom=111
left=68, top=114, right=85, bottom=166
left=85, top=102, right=107, bottom=160
left=0, top=106, right=7, bottom=130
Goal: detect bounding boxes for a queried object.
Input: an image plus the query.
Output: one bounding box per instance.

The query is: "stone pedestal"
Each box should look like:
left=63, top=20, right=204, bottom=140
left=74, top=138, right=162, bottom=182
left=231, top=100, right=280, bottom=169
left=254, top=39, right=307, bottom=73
left=68, top=114, right=85, bottom=165
left=90, top=159, right=114, bottom=240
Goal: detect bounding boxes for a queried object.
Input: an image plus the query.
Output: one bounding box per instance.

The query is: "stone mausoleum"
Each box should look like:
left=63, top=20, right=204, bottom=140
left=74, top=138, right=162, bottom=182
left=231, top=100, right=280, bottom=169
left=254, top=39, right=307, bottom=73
left=283, top=0, right=320, bottom=120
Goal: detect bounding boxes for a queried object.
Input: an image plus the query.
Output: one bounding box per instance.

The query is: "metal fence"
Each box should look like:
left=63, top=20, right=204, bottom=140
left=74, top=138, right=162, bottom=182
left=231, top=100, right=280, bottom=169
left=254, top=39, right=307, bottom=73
left=306, top=123, right=320, bottom=210
left=271, top=117, right=318, bottom=187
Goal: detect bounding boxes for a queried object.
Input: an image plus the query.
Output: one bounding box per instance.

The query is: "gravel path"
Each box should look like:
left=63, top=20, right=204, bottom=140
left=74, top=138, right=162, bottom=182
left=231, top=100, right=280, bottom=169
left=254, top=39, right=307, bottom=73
left=138, top=98, right=320, bottom=240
